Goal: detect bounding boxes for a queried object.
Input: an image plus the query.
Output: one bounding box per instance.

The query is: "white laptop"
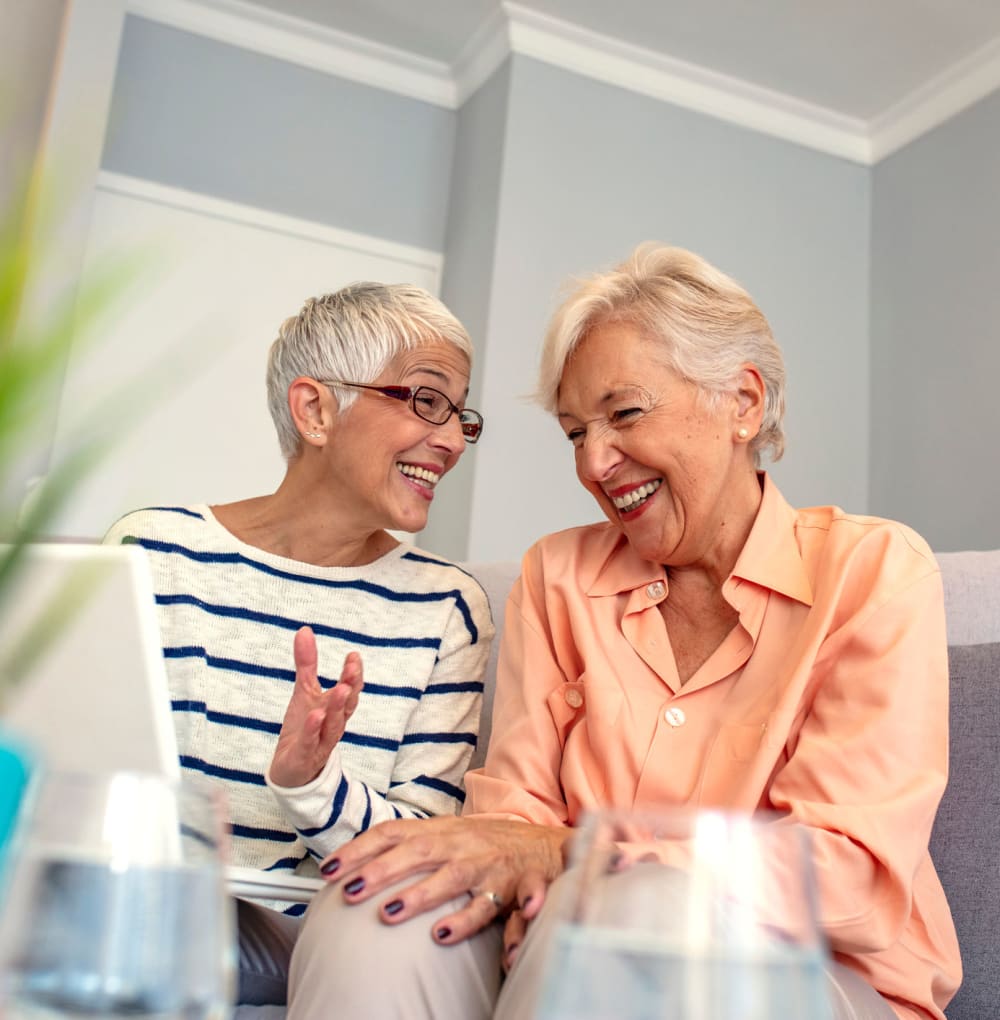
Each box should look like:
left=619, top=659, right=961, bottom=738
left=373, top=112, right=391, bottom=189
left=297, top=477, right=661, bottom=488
left=0, top=542, right=321, bottom=903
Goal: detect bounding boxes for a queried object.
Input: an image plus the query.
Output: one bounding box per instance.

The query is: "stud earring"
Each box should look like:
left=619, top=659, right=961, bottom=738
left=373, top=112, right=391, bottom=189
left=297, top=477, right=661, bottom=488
left=737, top=427, right=749, bottom=439
left=304, top=431, right=322, bottom=439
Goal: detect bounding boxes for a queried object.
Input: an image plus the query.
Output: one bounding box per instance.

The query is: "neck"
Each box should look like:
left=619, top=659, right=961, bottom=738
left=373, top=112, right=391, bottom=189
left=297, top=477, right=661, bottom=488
left=212, top=470, right=400, bottom=568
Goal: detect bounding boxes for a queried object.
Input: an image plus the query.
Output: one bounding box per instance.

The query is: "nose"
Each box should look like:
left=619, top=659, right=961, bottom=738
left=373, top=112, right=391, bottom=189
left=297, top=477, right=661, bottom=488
left=430, top=412, right=466, bottom=457
left=577, top=429, right=623, bottom=482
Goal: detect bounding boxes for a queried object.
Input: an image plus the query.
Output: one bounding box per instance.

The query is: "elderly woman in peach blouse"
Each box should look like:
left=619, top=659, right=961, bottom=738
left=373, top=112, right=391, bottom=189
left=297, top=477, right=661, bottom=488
left=285, top=244, right=959, bottom=1020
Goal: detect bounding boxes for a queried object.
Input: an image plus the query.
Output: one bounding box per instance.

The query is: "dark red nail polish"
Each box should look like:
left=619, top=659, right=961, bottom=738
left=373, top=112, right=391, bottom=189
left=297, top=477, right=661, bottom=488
left=385, top=899, right=404, bottom=916
left=345, top=877, right=365, bottom=895
left=435, top=926, right=452, bottom=940
left=320, top=858, right=340, bottom=876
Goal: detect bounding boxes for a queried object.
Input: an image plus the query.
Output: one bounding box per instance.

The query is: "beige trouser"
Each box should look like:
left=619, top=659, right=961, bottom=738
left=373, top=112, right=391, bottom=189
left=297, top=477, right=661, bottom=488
left=287, top=868, right=897, bottom=1020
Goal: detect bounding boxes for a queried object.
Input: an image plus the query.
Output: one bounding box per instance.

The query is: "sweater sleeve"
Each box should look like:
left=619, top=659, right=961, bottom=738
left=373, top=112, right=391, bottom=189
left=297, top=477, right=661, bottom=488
left=267, top=582, right=493, bottom=860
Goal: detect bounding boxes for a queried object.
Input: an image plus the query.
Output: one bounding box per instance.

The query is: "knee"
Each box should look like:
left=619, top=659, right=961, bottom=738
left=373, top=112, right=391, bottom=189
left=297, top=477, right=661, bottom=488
left=288, top=884, right=502, bottom=1020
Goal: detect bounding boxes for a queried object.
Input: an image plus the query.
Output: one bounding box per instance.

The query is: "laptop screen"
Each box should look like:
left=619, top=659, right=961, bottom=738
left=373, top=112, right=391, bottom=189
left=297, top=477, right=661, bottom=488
left=0, top=542, right=181, bottom=781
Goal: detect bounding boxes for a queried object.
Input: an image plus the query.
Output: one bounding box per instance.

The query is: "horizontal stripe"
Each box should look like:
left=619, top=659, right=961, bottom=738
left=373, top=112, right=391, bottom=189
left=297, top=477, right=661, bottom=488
left=401, top=731, right=477, bottom=746
left=230, top=822, right=299, bottom=843
left=147, top=506, right=206, bottom=520
left=156, top=592, right=441, bottom=649
left=173, top=699, right=282, bottom=735
left=264, top=855, right=309, bottom=872
left=173, top=699, right=407, bottom=755
left=180, top=753, right=266, bottom=787
left=165, top=645, right=298, bottom=683
left=426, top=680, right=485, bottom=694
left=168, top=649, right=440, bottom=703
left=392, top=774, right=465, bottom=803
left=137, top=536, right=480, bottom=643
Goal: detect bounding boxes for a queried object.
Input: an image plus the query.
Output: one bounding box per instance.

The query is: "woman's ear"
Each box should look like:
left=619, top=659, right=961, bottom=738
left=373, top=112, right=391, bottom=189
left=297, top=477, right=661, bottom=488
left=288, top=377, right=333, bottom=443
left=734, top=364, right=766, bottom=434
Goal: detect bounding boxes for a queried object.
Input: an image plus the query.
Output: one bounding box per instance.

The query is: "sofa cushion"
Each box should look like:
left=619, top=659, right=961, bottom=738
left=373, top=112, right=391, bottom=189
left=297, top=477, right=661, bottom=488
left=930, top=641, right=1000, bottom=1020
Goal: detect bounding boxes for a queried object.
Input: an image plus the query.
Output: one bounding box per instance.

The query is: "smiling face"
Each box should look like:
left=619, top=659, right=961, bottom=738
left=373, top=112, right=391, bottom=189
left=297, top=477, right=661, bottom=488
left=324, top=340, right=472, bottom=535
left=556, top=319, right=764, bottom=574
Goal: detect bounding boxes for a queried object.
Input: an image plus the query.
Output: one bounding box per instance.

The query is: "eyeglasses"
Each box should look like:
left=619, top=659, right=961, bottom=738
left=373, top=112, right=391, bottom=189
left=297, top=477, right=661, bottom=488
left=320, top=381, right=484, bottom=444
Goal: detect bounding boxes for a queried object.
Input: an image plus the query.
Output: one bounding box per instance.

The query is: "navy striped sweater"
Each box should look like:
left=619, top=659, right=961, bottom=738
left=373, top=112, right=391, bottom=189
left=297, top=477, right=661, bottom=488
left=103, top=505, right=493, bottom=886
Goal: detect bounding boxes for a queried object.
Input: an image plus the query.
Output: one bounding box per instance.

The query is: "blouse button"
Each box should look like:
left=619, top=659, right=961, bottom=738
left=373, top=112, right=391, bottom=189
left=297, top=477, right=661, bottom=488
left=646, top=581, right=665, bottom=599
left=664, top=706, right=686, bottom=727
left=565, top=688, right=584, bottom=709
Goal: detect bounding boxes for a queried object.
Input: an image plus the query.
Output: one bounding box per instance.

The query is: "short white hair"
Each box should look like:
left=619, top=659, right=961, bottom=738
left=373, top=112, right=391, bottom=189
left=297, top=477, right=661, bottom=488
left=266, top=282, right=472, bottom=460
left=537, top=243, right=786, bottom=465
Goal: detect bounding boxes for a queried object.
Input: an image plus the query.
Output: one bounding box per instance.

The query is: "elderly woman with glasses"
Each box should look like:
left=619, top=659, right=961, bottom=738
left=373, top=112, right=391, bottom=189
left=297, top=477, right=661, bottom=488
left=285, top=247, right=958, bottom=1020
left=102, top=282, right=492, bottom=1010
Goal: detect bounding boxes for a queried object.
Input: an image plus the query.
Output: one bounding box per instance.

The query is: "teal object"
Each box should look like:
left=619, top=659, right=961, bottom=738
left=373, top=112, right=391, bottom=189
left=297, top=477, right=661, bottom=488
left=0, top=733, right=35, bottom=876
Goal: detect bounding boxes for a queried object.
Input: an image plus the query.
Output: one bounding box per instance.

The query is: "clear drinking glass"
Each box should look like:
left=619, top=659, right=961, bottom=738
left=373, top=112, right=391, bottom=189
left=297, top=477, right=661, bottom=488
left=0, top=770, right=236, bottom=1020
left=536, top=807, right=833, bottom=1020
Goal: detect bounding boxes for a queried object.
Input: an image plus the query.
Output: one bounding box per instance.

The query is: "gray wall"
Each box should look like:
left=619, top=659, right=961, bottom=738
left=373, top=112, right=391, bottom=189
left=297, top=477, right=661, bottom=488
left=92, top=16, right=998, bottom=561
left=464, top=56, right=871, bottom=561
left=870, top=89, right=1000, bottom=552
left=420, top=61, right=512, bottom=560
left=103, top=15, right=456, bottom=251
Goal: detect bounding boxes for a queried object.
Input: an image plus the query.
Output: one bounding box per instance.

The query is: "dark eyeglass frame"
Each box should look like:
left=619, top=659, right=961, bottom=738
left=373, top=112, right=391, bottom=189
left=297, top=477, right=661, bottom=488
left=319, top=380, right=484, bottom=444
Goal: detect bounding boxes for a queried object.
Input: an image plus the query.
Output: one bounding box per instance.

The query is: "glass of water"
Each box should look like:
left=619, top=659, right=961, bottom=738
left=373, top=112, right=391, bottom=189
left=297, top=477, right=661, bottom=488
left=0, top=770, right=235, bottom=1020
left=537, top=807, right=833, bottom=1020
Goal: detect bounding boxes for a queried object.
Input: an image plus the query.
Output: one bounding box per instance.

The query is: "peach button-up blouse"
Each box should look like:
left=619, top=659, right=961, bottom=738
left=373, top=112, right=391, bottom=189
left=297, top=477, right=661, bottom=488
left=464, top=475, right=960, bottom=1020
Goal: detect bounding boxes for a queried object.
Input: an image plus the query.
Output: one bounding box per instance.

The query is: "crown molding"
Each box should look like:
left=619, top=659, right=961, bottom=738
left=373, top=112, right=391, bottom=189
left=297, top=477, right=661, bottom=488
left=869, top=34, right=1000, bottom=162
left=125, top=0, right=1000, bottom=166
left=453, top=5, right=511, bottom=106
left=500, top=2, right=871, bottom=164
left=125, top=0, right=456, bottom=107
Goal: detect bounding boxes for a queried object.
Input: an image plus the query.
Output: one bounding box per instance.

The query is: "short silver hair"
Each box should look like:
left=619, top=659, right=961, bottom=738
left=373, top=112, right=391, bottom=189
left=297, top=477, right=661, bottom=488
left=537, top=243, right=786, bottom=465
left=266, top=282, right=473, bottom=460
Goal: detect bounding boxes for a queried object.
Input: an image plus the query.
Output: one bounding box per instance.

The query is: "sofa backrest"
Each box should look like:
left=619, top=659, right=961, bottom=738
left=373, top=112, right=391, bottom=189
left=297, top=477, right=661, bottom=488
left=464, top=551, right=1000, bottom=1019
left=930, top=550, right=1000, bottom=1020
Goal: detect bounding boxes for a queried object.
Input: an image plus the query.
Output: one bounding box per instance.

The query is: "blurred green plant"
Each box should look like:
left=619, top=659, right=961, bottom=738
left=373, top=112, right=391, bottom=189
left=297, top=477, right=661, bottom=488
left=0, top=172, right=147, bottom=706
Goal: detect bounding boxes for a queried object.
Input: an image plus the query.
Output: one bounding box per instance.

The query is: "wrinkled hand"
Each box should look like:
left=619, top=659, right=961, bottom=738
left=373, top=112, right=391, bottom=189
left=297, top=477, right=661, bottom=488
left=319, top=815, right=571, bottom=946
left=268, top=626, right=363, bottom=788
left=501, top=824, right=577, bottom=970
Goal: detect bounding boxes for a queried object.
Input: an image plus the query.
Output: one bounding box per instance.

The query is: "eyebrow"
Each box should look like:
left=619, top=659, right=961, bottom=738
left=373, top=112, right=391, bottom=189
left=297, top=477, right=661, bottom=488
left=557, top=386, right=643, bottom=419
left=408, top=366, right=470, bottom=400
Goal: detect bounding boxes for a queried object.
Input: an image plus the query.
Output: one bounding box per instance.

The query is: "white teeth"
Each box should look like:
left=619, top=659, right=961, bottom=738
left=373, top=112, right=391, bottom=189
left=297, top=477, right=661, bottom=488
left=611, top=479, right=662, bottom=511
left=397, top=462, right=441, bottom=487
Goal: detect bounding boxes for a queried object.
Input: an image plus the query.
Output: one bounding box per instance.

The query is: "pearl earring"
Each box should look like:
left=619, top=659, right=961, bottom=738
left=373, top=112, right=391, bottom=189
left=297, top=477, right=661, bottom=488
left=737, top=427, right=749, bottom=439
left=304, top=431, right=322, bottom=439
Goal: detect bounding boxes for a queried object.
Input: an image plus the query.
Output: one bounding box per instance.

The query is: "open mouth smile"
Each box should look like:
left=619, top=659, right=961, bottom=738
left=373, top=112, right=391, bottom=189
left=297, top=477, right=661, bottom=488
left=611, top=479, right=662, bottom=513
left=397, top=461, right=441, bottom=490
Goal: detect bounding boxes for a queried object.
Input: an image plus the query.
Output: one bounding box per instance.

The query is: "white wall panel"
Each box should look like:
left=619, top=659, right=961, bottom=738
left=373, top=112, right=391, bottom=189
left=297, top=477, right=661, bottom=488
left=46, top=172, right=441, bottom=538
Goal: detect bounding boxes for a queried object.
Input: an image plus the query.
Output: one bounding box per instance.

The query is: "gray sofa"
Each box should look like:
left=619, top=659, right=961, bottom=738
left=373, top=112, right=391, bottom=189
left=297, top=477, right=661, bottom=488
left=464, top=550, right=1000, bottom=1020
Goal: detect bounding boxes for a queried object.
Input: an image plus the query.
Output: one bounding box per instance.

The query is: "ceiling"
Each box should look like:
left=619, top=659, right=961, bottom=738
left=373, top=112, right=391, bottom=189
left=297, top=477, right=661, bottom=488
left=245, top=0, right=1000, bottom=121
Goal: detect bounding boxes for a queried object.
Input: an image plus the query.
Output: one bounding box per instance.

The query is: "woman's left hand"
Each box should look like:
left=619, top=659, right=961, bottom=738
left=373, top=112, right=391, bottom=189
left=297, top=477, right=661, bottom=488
left=269, top=626, right=364, bottom=788
left=318, top=815, right=570, bottom=945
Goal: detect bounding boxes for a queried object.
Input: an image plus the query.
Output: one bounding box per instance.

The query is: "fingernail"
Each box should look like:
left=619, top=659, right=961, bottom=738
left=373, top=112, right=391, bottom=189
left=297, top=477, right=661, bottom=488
left=520, top=895, right=534, bottom=911
left=505, top=942, right=519, bottom=958
left=345, top=877, right=365, bottom=895
left=320, top=858, right=340, bottom=876
left=435, top=926, right=452, bottom=941
left=608, top=851, right=624, bottom=872
left=385, top=899, right=404, bottom=916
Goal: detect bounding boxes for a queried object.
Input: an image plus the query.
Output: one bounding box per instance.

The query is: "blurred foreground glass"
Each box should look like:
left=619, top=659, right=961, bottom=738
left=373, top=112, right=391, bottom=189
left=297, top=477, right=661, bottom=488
left=0, top=771, right=235, bottom=1020
left=537, top=808, right=832, bottom=1020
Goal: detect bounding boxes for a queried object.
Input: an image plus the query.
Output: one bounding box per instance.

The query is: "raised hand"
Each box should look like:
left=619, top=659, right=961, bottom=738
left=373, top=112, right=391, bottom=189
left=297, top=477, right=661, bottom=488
left=268, top=626, right=363, bottom=788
